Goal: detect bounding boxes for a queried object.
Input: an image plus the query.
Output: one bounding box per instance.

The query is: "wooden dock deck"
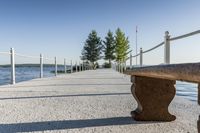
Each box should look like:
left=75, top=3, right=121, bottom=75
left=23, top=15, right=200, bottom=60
left=0, top=69, right=198, bottom=132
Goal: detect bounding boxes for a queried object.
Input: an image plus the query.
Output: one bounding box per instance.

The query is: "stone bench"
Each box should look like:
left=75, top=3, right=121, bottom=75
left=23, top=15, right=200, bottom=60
left=124, top=63, right=200, bottom=122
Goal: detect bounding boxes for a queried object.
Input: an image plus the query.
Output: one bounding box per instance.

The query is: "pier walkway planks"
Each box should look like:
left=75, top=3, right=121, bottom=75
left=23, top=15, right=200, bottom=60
left=0, top=69, right=198, bottom=132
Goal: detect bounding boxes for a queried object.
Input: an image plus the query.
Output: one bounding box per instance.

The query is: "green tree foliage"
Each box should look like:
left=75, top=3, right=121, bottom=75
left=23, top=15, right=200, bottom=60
left=115, top=28, right=130, bottom=63
left=81, top=30, right=102, bottom=69
left=103, top=30, right=115, bottom=68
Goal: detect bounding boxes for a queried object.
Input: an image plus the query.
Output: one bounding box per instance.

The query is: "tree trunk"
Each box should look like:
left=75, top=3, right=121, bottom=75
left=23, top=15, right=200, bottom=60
left=92, top=62, right=95, bottom=70
left=109, top=59, right=111, bottom=68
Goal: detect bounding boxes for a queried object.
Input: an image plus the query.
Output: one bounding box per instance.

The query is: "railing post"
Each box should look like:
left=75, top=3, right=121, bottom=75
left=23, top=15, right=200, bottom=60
left=120, top=63, right=122, bottom=73
left=64, top=58, right=66, bottom=73
left=81, top=62, right=83, bottom=71
left=140, top=48, right=143, bottom=67
left=124, top=62, right=126, bottom=72
left=111, top=62, right=114, bottom=70
left=164, top=31, right=170, bottom=64
left=79, top=62, right=81, bottom=71
left=82, top=61, right=84, bottom=71
left=117, top=62, right=120, bottom=72
left=130, top=53, right=132, bottom=69
left=55, top=57, right=57, bottom=76
left=40, top=54, right=43, bottom=78
left=119, top=63, right=121, bottom=72
left=75, top=61, right=77, bottom=72
left=117, top=63, right=119, bottom=72
left=83, top=61, right=85, bottom=71
left=10, top=48, right=15, bottom=84
left=71, top=60, right=73, bottom=73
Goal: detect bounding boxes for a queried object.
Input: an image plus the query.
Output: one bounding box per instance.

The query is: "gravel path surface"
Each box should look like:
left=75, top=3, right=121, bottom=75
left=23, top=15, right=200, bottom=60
left=0, top=69, right=199, bottom=133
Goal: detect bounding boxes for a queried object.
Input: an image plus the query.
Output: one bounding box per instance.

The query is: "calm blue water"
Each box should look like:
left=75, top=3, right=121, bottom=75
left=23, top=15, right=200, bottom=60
left=176, top=81, right=197, bottom=102
left=0, top=67, right=198, bottom=102
left=0, top=66, right=69, bottom=85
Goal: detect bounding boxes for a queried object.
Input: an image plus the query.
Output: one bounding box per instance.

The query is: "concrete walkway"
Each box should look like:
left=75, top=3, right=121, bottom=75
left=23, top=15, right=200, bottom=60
left=0, top=69, right=198, bottom=133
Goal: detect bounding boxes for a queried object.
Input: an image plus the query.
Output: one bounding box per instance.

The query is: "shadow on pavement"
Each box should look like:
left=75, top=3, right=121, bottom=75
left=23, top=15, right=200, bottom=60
left=0, top=116, right=153, bottom=132
left=0, top=92, right=131, bottom=100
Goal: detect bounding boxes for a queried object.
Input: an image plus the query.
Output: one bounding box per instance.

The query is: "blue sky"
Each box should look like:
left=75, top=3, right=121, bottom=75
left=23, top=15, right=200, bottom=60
left=0, top=0, right=200, bottom=65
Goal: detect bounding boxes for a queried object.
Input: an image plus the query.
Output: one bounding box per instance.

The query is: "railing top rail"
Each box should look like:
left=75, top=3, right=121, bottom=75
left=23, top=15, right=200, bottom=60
left=132, top=53, right=140, bottom=58
left=170, top=30, right=200, bottom=41
left=124, top=63, right=200, bottom=83
left=43, top=57, right=54, bottom=61
left=127, top=41, right=164, bottom=61
left=142, top=41, right=164, bottom=54
left=1, top=52, right=59, bottom=61
left=15, top=53, right=39, bottom=59
left=0, top=52, right=10, bottom=55
left=15, top=53, right=68, bottom=62
left=126, top=53, right=140, bottom=60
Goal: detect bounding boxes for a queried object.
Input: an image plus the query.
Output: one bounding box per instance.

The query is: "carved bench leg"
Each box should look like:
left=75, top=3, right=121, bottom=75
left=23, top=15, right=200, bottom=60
left=131, top=76, right=176, bottom=121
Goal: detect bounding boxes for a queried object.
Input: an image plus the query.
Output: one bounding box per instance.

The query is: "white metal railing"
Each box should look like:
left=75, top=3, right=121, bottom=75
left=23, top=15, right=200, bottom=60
left=170, top=30, right=200, bottom=41
left=0, top=52, right=10, bottom=55
left=125, top=30, right=200, bottom=69
left=0, top=48, right=88, bottom=85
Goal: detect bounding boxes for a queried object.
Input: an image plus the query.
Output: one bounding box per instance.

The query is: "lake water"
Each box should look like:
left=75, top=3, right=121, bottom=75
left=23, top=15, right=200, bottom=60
left=0, top=67, right=198, bottom=102
left=176, top=81, right=197, bottom=102
left=0, top=66, right=68, bottom=85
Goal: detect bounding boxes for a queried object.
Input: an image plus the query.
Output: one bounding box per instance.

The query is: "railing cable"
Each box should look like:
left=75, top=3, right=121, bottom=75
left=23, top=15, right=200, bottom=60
left=142, top=42, right=164, bottom=54
left=15, top=53, right=39, bottom=59
left=170, top=30, right=200, bottom=41
left=0, top=52, right=10, bottom=55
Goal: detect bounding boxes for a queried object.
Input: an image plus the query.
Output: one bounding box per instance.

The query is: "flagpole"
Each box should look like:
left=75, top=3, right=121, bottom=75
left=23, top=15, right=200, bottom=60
left=136, top=26, right=138, bottom=66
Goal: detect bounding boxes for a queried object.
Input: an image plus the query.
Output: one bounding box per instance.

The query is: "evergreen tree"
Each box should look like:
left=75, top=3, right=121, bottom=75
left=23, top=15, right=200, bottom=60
left=81, top=30, right=102, bottom=69
left=115, top=28, right=130, bottom=63
left=103, top=30, right=115, bottom=68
